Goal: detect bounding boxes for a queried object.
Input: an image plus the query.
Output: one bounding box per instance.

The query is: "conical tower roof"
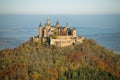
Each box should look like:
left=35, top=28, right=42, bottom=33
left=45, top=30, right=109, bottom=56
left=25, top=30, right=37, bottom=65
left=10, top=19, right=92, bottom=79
left=55, top=20, right=60, bottom=27
left=46, top=17, right=50, bottom=26
left=39, top=23, right=43, bottom=27
left=56, top=20, right=59, bottom=25
left=66, top=22, right=68, bottom=27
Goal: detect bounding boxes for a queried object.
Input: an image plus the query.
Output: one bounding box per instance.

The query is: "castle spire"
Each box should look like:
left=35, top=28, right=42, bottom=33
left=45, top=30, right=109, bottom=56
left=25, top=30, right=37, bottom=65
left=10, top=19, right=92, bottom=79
left=39, top=22, right=43, bottom=27
left=46, top=17, right=50, bottom=26
left=56, top=20, right=59, bottom=24
left=56, top=20, right=60, bottom=27
left=66, top=22, right=68, bottom=27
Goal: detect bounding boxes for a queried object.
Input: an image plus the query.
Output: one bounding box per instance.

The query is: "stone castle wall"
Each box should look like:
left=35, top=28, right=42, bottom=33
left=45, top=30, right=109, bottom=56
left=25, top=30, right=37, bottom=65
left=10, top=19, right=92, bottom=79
left=50, top=35, right=76, bottom=47
left=33, top=37, right=39, bottom=42
left=50, top=38, right=74, bottom=47
left=33, top=35, right=85, bottom=47
left=57, top=36, right=72, bottom=39
left=50, top=36, right=85, bottom=47
left=76, top=37, right=85, bottom=43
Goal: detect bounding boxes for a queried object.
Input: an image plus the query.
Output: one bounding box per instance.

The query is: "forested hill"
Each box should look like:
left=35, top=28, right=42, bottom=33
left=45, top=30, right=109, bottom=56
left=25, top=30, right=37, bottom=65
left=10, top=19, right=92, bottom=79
left=0, top=38, right=120, bottom=80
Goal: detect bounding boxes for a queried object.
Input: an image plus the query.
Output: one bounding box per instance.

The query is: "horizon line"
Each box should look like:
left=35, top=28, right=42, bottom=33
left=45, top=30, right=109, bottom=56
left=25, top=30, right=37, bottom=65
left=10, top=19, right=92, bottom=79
left=0, top=13, right=120, bottom=15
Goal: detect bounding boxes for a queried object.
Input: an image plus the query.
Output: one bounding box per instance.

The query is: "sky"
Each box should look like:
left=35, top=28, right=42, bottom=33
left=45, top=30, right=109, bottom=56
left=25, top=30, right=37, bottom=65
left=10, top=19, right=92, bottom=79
left=0, top=0, right=120, bottom=14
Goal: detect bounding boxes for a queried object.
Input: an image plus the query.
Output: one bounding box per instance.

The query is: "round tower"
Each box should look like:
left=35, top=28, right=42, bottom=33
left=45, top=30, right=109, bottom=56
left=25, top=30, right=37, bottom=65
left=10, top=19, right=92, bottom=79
left=38, top=23, right=43, bottom=38
left=46, top=18, right=50, bottom=26
left=66, top=22, right=68, bottom=28
left=72, top=28, right=77, bottom=38
left=45, top=18, right=51, bottom=32
left=43, top=29, right=47, bottom=37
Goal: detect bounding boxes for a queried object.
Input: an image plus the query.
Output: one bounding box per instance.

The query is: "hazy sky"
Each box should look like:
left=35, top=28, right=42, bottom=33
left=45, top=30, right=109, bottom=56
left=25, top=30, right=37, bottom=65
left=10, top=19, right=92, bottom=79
left=0, top=0, right=120, bottom=14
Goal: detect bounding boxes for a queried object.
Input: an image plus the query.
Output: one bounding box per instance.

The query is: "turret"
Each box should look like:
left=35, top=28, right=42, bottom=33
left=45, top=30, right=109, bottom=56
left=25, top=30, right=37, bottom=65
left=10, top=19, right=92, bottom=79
left=63, top=22, right=68, bottom=31
left=38, top=23, right=43, bottom=38
left=46, top=18, right=50, bottom=26
left=45, top=18, right=51, bottom=32
left=66, top=22, right=68, bottom=28
left=39, top=22, right=43, bottom=27
left=72, top=28, right=77, bottom=38
left=43, top=29, right=47, bottom=37
left=55, top=20, right=60, bottom=27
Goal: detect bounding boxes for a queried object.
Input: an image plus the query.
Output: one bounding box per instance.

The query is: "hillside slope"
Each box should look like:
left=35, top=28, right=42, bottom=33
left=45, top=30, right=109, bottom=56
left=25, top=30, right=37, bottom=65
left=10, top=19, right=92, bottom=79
left=0, top=38, right=120, bottom=80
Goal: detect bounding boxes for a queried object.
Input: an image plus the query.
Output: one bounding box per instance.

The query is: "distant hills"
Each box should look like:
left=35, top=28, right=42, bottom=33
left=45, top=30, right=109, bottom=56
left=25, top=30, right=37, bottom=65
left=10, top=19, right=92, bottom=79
left=0, top=38, right=120, bottom=80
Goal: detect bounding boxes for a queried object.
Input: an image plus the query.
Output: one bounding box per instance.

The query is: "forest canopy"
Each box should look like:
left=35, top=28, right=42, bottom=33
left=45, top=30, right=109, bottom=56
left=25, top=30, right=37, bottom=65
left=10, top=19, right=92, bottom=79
left=0, top=38, right=120, bottom=80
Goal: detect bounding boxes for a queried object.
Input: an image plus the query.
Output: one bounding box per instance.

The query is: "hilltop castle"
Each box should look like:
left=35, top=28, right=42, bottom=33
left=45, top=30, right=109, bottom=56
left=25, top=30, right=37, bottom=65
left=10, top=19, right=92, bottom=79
left=33, top=18, right=84, bottom=47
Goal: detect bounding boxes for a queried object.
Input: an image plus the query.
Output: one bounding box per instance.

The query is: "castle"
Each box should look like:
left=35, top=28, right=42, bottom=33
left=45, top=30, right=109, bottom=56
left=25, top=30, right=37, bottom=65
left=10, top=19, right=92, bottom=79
left=33, top=18, right=84, bottom=47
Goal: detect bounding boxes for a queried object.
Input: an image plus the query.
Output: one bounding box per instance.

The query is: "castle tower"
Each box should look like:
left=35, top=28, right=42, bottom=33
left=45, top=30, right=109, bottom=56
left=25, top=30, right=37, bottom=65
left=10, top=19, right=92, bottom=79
left=46, top=18, right=50, bottom=26
left=64, top=22, right=69, bottom=35
left=58, top=28, right=60, bottom=36
left=38, top=23, right=43, bottom=38
left=66, top=22, right=68, bottom=28
left=45, top=18, right=51, bottom=32
left=55, top=20, right=60, bottom=27
left=43, top=29, right=47, bottom=37
left=72, top=28, right=77, bottom=38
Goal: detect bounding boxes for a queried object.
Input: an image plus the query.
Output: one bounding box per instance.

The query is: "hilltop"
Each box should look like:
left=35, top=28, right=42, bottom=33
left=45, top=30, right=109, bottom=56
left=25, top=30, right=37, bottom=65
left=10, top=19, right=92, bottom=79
left=0, top=37, right=120, bottom=80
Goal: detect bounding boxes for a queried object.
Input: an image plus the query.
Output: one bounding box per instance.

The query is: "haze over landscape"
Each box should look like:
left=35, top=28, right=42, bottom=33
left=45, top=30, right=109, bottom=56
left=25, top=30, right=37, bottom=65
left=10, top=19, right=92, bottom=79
left=0, top=0, right=120, bottom=51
